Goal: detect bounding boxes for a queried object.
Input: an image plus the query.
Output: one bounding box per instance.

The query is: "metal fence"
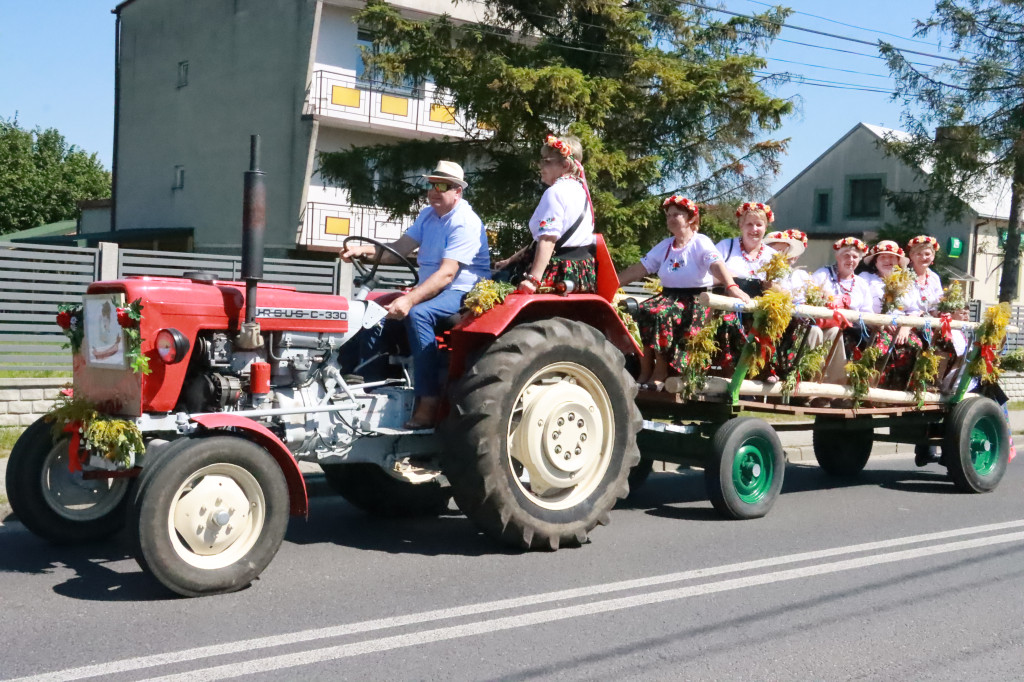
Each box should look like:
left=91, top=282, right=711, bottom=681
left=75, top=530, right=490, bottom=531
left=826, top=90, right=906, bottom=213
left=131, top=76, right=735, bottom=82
left=0, top=243, right=343, bottom=372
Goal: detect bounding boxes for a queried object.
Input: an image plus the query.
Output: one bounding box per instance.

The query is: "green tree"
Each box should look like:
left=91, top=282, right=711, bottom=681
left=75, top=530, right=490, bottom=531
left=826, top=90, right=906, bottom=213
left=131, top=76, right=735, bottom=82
left=319, top=0, right=792, bottom=265
left=0, top=117, right=111, bottom=235
left=880, top=0, right=1024, bottom=302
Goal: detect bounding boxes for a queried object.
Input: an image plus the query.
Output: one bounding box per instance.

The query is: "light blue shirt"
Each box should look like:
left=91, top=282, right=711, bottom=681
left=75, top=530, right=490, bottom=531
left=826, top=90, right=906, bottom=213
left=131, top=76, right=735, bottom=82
left=405, top=199, right=490, bottom=292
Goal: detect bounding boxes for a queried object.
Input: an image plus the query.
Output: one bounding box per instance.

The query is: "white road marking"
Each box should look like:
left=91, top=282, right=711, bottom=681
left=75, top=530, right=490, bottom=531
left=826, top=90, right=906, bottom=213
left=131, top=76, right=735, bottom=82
left=10, top=520, right=1024, bottom=682
left=142, top=530, right=1024, bottom=682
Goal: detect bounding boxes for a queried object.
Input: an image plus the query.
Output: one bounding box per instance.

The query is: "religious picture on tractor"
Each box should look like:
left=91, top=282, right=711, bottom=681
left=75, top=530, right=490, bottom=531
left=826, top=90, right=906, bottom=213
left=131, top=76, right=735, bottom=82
left=83, top=293, right=127, bottom=368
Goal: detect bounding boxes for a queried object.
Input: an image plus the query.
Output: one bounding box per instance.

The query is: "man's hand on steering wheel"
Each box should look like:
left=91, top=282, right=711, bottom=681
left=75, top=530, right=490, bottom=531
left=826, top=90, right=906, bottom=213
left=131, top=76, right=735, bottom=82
left=342, top=236, right=419, bottom=290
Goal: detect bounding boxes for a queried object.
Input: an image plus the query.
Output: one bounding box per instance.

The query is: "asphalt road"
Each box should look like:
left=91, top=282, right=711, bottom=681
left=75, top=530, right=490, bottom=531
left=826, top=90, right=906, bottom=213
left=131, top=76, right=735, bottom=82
left=1, top=454, right=1021, bottom=681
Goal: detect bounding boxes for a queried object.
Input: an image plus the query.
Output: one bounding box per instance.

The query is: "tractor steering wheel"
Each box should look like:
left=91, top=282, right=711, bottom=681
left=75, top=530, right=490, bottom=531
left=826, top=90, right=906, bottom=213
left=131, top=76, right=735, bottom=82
left=343, top=236, right=420, bottom=290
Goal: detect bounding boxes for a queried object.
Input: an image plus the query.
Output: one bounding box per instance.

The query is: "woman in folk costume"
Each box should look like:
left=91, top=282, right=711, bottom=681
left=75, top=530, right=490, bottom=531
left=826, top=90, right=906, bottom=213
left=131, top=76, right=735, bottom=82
left=906, top=236, right=945, bottom=316
left=617, top=196, right=750, bottom=391
left=714, top=201, right=778, bottom=369
left=861, top=240, right=925, bottom=387
left=812, top=237, right=874, bottom=382
left=494, top=134, right=597, bottom=293
left=762, top=229, right=822, bottom=378
left=715, top=202, right=778, bottom=297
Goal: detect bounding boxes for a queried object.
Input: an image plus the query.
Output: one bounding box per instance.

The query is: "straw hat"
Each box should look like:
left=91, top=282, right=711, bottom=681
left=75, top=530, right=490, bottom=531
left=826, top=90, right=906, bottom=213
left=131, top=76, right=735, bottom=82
left=422, top=160, right=467, bottom=188
left=863, top=239, right=910, bottom=267
left=764, top=229, right=807, bottom=258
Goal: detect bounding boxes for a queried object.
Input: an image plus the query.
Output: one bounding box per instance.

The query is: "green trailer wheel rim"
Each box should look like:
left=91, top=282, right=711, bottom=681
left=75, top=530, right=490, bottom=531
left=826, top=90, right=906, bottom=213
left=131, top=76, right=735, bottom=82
left=732, top=437, right=774, bottom=504
left=969, top=416, right=1000, bottom=476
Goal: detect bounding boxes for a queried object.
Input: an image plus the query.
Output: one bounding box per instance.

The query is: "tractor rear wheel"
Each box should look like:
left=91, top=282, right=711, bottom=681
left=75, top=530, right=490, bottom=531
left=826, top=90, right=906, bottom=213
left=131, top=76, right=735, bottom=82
left=128, top=436, right=289, bottom=597
left=322, top=463, right=451, bottom=517
left=5, top=416, right=131, bottom=544
left=443, top=318, right=641, bottom=550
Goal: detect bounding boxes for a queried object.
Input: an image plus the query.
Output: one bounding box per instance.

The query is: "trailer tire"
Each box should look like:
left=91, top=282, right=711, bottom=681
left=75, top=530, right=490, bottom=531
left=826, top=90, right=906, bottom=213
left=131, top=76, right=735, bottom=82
left=943, top=397, right=1008, bottom=493
left=812, top=419, right=873, bottom=477
left=443, top=318, right=641, bottom=550
left=128, top=436, right=288, bottom=597
left=322, top=463, right=451, bottom=517
left=5, top=416, right=131, bottom=544
left=705, top=418, right=784, bottom=519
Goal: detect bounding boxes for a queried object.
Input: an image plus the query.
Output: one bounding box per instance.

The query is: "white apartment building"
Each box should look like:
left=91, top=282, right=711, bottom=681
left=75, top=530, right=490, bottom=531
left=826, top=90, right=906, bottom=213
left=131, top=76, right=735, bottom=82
left=111, top=0, right=487, bottom=256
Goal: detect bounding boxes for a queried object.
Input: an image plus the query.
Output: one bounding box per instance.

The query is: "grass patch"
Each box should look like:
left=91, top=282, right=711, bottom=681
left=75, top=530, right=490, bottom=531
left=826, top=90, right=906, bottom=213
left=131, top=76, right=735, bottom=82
left=0, top=370, right=72, bottom=379
left=0, top=427, right=25, bottom=458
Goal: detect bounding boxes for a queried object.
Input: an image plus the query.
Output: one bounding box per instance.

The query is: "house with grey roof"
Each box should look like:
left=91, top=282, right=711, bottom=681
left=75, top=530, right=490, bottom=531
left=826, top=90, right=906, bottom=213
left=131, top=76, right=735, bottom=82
left=770, top=122, right=1014, bottom=305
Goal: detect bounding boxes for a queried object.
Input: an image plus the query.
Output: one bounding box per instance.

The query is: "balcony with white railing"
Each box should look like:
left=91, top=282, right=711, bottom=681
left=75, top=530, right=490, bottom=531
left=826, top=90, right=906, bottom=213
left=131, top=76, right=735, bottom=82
left=299, top=200, right=416, bottom=250
left=308, top=69, right=481, bottom=139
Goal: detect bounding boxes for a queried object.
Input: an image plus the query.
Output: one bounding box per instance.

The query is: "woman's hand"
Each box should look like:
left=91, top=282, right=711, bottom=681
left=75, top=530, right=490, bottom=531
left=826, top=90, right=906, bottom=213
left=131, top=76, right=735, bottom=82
left=517, top=278, right=538, bottom=294
left=726, top=284, right=751, bottom=304
left=895, top=325, right=911, bottom=346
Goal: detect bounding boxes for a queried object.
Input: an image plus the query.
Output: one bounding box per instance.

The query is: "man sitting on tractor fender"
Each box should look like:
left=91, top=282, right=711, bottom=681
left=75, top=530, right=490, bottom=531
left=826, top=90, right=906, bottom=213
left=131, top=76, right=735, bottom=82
left=340, top=160, right=491, bottom=429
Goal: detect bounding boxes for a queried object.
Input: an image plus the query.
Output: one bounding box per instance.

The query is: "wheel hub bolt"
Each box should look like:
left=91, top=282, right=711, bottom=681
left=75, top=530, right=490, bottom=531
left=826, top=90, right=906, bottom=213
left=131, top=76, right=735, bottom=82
left=577, top=419, right=584, bottom=428
left=199, top=506, right=207, bottom=515
left=568, top=412, right=575, bottom=422
left=564, top=453, right=572, bottom=460
left=580, top=434, right=587, bottom=442
left=553, top=431, right=560, bottom=440
left=557, top=418, right=565, bottom=426
left=554, top=445, right=562, bottom=454
left=575, top=446, right=582, bottom=455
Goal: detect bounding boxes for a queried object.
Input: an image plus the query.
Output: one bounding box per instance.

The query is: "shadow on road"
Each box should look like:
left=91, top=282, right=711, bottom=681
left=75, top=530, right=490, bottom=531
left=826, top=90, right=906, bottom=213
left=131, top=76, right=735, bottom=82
left=618, top=461, right=963, bottom=521
left=0, top=529, right=173, bottom=601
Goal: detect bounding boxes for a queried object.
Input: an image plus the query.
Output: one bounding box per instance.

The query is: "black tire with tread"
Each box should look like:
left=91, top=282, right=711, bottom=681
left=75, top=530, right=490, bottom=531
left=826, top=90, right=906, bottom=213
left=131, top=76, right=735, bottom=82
left=943, top=397, right=1009, bottom=493
left=626, top=458, right=655, bottom=496
left=128, top=436, right=289, bottom=597
left=322, top=463, right=451, bottom=517
left=6, top=416, right=131, bottom=544
left=442, top=318, right=641, bottom=550
left=705, top=417, right=785, bottom=520
left=812, top=419, right=873, bottom=477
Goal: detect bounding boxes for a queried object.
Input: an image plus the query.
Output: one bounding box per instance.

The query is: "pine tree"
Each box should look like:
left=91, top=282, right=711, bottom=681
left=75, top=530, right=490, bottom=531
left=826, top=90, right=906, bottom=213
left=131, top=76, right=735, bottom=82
left=318, top=0, right=792, bottom=264
left=881, top=0, right=1024, bottom=302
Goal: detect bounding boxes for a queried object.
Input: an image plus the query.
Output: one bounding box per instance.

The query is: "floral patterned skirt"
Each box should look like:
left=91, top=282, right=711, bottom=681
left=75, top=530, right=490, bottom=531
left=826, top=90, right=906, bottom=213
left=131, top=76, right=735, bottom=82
left=634, top=292, right=710, bottom=372
left=540, top=256, right=597, bottom=293
left=871, top=327, right=925, bottom=387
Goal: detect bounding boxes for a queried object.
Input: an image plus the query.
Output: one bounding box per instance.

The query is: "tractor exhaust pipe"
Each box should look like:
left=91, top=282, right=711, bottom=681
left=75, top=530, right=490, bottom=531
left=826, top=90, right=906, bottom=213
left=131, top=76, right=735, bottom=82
left=237, top=134, right=265, bottom=349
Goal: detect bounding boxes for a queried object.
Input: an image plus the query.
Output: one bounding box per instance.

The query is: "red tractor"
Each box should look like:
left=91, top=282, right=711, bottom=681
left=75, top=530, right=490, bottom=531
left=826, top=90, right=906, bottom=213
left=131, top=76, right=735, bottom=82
left=6, top=142, right=642, bottom=597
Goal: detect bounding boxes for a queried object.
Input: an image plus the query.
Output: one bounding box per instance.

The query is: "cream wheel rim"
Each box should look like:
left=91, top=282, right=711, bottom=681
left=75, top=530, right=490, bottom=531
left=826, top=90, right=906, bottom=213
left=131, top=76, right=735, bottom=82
left=506, top=362, right=614, bottom=510
left=167, top=463, right=266, bottom=570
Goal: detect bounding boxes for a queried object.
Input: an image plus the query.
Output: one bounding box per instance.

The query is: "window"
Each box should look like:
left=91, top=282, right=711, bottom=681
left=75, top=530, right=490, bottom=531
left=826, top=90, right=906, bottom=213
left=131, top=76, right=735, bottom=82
left=813, top=190, right=831, bottom=225
left=177, top=61, right=189, bottom=88
left=173, top=166, right=185, bottom=190
left=355, top=29, right=421, bottom=97
left=848, top=177, right=883, bottom=218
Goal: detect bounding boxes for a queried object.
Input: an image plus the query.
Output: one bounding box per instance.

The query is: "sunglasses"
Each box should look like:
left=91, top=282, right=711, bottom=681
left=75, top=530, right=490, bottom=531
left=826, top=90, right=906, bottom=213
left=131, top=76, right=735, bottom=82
left=429, top=182, right=453, bottom=192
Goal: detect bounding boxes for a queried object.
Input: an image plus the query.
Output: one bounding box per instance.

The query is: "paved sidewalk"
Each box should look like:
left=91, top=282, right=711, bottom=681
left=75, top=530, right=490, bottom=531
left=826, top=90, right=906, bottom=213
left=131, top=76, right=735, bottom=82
left=3, top=410, right=1023, bottom=522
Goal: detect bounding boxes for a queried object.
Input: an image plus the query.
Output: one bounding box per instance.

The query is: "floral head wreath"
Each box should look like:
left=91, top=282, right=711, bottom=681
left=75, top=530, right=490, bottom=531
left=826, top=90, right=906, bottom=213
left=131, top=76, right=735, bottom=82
left=544, top=135, right=574, bottom=160
left=661, top=195, right=699, bottom=216
left=833, top=236, right=868, bottom=253
left=907, top=235, right=940, bottom=253
left=735, top=201, right=774, bottom=223
left=787, top=228, right=808, bottom=248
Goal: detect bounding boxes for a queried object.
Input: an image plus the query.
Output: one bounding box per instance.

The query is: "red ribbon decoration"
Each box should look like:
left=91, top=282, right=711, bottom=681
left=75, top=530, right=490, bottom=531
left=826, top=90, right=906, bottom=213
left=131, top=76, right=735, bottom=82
left=62, top=421, right=87, bottom=473
left=751, top=330, right=776, bottom=367
left=978, top=343, right=997, bottom=375
left=828, top=302, right=852, bottom=330
left=939, top=313, right=953, bottom=342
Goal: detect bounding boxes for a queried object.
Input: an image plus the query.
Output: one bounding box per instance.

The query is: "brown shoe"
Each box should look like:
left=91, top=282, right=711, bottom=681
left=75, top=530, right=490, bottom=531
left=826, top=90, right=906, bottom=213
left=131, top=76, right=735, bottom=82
left=404, top=396, right=440, bottom=430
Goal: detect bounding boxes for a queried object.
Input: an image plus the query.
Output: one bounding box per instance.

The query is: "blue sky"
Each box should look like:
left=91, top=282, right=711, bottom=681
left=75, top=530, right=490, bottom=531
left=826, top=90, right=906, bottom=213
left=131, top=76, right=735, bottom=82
left=0, top=0, right=948, bottom=194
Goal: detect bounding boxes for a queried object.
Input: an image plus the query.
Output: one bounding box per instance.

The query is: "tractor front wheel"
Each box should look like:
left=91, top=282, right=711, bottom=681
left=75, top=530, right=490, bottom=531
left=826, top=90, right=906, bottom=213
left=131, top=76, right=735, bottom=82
left=5, top=416, right=131, bottom=544
left=128, top=436, right=289, bottom=597
left=443, top=319, right=641, bottom=550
